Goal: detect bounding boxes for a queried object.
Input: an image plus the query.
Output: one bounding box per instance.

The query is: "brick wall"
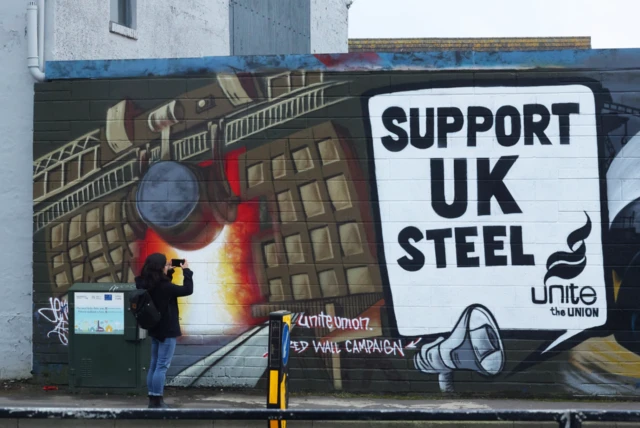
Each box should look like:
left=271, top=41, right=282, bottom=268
left=32, top=67, right=640, bottom=397
left=348, top=37, right=592, bottom=52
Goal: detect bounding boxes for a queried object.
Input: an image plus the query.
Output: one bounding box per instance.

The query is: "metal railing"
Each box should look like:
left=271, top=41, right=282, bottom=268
left=172, top=129, right=210, bottom=161
left=33, top=130, right=101, bottom=177
left=33, top=157, right=138, bottom=233
left=0, top=408, right=639, bottom=427
left=33, top=130, right=102, bottom=204
left=223, top=83, right=347, bottom=147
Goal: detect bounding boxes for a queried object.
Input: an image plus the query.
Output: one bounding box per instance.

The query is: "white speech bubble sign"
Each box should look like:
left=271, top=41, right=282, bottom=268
left=367, top=84, right=607, bottom=353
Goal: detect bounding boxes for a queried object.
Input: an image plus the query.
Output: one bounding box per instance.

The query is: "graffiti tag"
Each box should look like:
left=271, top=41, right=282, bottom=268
left=37, top=297, right=69, bottom=345
left=291, top=339, right=405, bottom=357
left=296, top=312, right=372, bottom=331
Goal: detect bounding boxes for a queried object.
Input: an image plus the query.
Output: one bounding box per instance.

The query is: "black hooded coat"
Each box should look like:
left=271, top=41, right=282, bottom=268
left=135, top=264, right=194, bottom=341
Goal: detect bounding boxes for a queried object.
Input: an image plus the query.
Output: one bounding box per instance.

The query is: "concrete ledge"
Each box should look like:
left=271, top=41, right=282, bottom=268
left=0, top=407, right=566, bottom=422
left=0, top=417, right=636, bottom=427
left=0, top=406, right=638, bottom=427
left=42, top=48, right=640, bottom=80
left=0, top=422, right=562, bottom=428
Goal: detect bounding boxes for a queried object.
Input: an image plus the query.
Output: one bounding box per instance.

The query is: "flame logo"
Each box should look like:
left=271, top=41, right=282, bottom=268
left=544, top=212, right=592, bottom=285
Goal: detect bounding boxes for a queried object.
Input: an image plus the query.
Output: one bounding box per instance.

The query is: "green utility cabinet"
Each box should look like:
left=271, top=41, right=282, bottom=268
left=68, top=283, right=150, bottom=394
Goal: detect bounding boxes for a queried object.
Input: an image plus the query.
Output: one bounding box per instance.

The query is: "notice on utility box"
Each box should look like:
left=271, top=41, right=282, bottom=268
left=74, top=292, right=125, bottom=335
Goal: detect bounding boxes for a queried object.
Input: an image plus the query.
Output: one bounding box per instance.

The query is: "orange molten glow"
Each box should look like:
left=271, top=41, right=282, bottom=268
left=218, top=149, right=264, bottom=325
left=135, top=228, right=179, bottom=277
left=132, top=151, right=264, bottom=328
left=216, top=202, right=263, bottom=324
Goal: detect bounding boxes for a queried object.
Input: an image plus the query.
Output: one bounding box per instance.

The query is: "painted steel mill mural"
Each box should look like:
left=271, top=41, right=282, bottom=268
left=32, top=63, right=640, bottom=396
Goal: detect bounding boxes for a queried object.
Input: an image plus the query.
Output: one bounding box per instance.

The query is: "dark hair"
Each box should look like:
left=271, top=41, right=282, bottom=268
left=140, top=253, right=168, bottom=290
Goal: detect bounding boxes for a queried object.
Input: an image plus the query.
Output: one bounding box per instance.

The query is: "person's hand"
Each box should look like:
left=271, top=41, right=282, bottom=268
left=181, top=259, right=190, bottom=270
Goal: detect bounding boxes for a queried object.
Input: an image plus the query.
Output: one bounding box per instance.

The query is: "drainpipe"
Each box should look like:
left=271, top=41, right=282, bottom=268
left=38, top=0, right=45, bottom=71
left=27, top=1, right=46, bottom=82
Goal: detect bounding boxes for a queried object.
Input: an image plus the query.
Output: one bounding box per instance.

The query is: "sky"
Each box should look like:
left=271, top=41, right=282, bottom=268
left=348, top=0, right=640, bottom=49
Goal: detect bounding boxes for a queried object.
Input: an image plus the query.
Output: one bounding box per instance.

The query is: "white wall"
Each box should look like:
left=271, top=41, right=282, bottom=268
left=0, top=0, right=37, bottom=380
left=48, top=0, right=230, bottom=61
left=310, top=0, right=349, bottom=54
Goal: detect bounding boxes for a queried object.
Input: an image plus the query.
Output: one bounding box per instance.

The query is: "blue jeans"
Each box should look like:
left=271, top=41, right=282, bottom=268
left=147, top=337, right=177, bottom=396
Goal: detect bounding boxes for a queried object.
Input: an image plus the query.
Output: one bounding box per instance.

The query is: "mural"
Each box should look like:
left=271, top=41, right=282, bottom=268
left=32, top=66, right=640, bottom=395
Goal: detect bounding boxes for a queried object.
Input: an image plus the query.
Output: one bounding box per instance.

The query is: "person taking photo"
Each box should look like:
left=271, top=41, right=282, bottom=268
left=135, top=253, right=194, bottom=409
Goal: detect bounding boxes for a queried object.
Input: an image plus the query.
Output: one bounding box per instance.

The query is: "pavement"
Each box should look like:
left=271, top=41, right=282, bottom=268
left=0, top=384, right=638, bottom=427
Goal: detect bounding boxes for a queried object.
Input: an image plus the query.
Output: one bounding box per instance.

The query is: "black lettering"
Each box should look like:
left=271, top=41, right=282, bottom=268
left=549, top=285, right=564, bottom=304
left=510, top=226, right=535, bottom=266
left=523, top=104, right=552, bottom=145
left=410, top=108, right=435, bottom=149
left=552, top=103, right=580, bottom=144
left=397, top=227, right=425, bottom=272
left=580, top=286, right=597, bottom=305
left=437, top=107, right=463, bottom=148
left=455, top=227, right=480, bottom=268
left=532, top=286, right=547, bottom=304
left=483, top=226, right=508, bottom=266
left=426, top=228, right=452, bottom=268
left=431, top=158, right=468, bottom=219
left=477, top=156, right=522, bottom=216
left=569, top=283, right=580, bottom=304
left=381, top=107, right=408, bottom=152
left=495, top=105, right=522, bottom=147
left=467, top=106, right=494, bottom=147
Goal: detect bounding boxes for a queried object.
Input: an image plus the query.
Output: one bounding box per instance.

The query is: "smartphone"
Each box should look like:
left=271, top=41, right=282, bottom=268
left=171, top=259, right=185, bottom=267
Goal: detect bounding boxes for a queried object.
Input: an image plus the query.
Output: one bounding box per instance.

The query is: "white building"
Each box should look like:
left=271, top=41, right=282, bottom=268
left=1, top=0, right=350, bottom=380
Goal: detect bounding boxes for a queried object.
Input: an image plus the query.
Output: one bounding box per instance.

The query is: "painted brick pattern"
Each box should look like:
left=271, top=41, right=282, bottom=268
left=348, top=37, right=592, bottom=52
left=32, top=66, right=640, bottom=397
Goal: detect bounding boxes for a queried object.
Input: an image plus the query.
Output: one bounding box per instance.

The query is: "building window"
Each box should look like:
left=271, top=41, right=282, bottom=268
left=110, top=0, right=137, bottom=39
left=117, top=0, right=133, bottom=27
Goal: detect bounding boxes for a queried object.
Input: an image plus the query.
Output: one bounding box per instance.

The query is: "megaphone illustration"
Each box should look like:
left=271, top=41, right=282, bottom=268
left=413, top=304, right=505, bottom=392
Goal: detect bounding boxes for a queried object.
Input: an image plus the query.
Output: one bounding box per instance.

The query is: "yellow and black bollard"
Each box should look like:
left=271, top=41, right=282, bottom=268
left=267, top=310, right=291, bottom=428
